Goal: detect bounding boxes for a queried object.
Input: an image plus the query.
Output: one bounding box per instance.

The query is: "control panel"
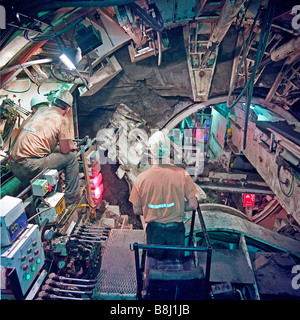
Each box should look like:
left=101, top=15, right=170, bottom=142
left=37, top=192, right=65, bottom=225
left=1, top=224, right=45, bottom=296
left=0, top=196, right=28, bottom=247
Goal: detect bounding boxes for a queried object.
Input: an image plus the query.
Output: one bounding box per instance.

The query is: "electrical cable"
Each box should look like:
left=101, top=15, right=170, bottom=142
left=24, top=16, right=85, bottom=42
left=49, top=63, right=77, bottom=83
left=27, top=206, right=53, bottom=222
left=126, top=2, right=164, bottom=33
left=242, top=0, right=276, bottom=150
left=127, top=2, right=164, bottom=66
left=2, top=78, right=32, bottom=93
left=226, top=3, right=262, bottom=109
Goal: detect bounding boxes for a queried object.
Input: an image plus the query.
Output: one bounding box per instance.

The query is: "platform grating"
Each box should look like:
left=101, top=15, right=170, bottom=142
left=93, top=229, right=145, bottom=299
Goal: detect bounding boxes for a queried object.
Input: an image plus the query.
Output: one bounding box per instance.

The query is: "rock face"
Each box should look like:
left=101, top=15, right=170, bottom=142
left=77, top=27, right=193, bottom=138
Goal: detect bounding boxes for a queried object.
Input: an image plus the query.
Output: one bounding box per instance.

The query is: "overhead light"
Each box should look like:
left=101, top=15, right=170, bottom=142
left=59, top=53, right=76, bottom=70
left=59, top=47, right=82, bottom=70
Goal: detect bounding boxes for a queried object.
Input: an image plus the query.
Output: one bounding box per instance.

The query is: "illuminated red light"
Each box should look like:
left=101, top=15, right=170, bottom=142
left=92, top=184, right=103, bottom=200
left=91, top=173, right=102, bottom=189
left=195, top=129, right=201, bottom=140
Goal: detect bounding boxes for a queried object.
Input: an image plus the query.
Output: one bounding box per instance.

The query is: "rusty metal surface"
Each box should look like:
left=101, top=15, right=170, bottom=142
left=93, top=229, right=145, bottom=299
left=197, top=249, right=255, bottom=284
left=185, top=208, right=300, bottom=258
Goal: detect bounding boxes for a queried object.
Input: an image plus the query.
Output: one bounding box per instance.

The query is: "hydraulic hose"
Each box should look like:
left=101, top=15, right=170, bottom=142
left=126, top=2, right=164, bottom=33
left=226, top=3, right=262, bottom=109
left=242, top=0, right=275, bottom=149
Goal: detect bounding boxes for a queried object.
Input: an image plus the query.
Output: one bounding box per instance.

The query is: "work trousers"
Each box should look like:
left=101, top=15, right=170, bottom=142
left=10, top=152, right=80, bottom=203
left=146, top=221, right=185, bottom=260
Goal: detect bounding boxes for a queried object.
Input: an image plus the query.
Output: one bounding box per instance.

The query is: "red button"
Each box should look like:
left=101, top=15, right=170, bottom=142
left=29, top=257, right=34, bottom=263
left=23, top=265, right=28, bottom=271
left=34, top=250, right=39, bottom=255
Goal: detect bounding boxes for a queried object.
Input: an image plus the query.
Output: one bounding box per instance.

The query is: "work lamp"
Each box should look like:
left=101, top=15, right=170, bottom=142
left=59, top=47, right=82, bottom=70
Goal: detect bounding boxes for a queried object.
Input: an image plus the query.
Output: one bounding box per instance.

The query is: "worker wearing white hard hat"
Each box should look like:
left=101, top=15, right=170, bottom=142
left=10, top=88, right=82, bottom=206
left=148, top=131, right=171, bottom=159
left=129, top=130, right=199, bottom=260
left=52, top=88, right=73, bottom=110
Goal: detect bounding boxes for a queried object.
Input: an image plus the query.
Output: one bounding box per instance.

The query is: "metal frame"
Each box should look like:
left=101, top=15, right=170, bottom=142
left=132, top=204, right=212, bottom=300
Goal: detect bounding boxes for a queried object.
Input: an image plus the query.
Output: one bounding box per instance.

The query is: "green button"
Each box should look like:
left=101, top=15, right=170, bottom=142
left=21, top=256, right=26, bottom=262
left=25, top=274, right=31, bottom=281
left=36, top=258, right=41, bottom=264
left=27, top=248, right=32, bottom=254
left=31, top=266, right=36, bottom=272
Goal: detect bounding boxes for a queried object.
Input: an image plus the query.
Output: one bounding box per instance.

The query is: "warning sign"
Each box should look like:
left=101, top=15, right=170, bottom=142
left=243, top=193, right=255, bottom=207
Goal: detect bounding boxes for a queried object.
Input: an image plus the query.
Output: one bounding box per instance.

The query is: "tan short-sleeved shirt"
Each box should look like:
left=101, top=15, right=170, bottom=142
left=11, top=106, right=72, bottom=160
left=129, top=165, right=198, bottom=224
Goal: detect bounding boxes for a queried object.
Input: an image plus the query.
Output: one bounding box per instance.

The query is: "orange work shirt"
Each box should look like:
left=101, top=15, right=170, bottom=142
left=11, top=106, right=72, bottom=160
left=129, top=164, right=198, bottom=224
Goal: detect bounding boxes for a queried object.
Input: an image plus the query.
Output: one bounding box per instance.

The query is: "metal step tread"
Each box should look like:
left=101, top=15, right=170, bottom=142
left=93, top=229, right=145, bottom=300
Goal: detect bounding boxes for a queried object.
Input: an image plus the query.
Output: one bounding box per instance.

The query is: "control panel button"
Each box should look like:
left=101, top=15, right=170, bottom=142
left=24, top=273, right=31, bottom=281
left=23, top=265, right=28, bottom=271
left=29, top=257, right=34, bottom=263
left=34, top=250, right=39, bottom=255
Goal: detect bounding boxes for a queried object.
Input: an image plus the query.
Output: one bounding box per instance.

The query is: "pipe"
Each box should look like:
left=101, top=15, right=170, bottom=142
left=45, top=279, right=95, bottom=289
left=0, top=41, right=48, bottom=86
left=80, top=225, right=111, bottom=230
left=38, top=291, right=89, bottom=300
left=201, top=185, right=275, bottom=195
left=0, top=176, right=23, bottom=197
left=42, top=284, right=93, bottom=296
left=202, top=0, right=245, bottom=67
left=207, top=0, right=244, bottom=48
left=48, top=273, right=96, bottom=283
left=0, top=59, right=53, bottom=76
left=270, top=35, right=300, bottom=62
left=22, top=0, right=137, bottom=14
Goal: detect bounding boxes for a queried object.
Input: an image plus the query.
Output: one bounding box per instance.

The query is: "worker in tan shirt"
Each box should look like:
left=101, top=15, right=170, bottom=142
left=129, top=131, right=198, bottom=260
left=10, top=89, right=82, bottom=206
left=10, top=94, right=50, bottom=151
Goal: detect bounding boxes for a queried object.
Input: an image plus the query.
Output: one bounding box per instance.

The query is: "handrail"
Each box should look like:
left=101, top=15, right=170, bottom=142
left=132, top=202, right=212, bottom=300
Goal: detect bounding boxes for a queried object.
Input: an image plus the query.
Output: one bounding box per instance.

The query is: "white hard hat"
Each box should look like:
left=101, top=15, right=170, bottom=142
left=54, top=88, right=73, bottom=109
left=30, top=95, right=49, bottom=109
left=148, top=131, right=170, bottom=159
